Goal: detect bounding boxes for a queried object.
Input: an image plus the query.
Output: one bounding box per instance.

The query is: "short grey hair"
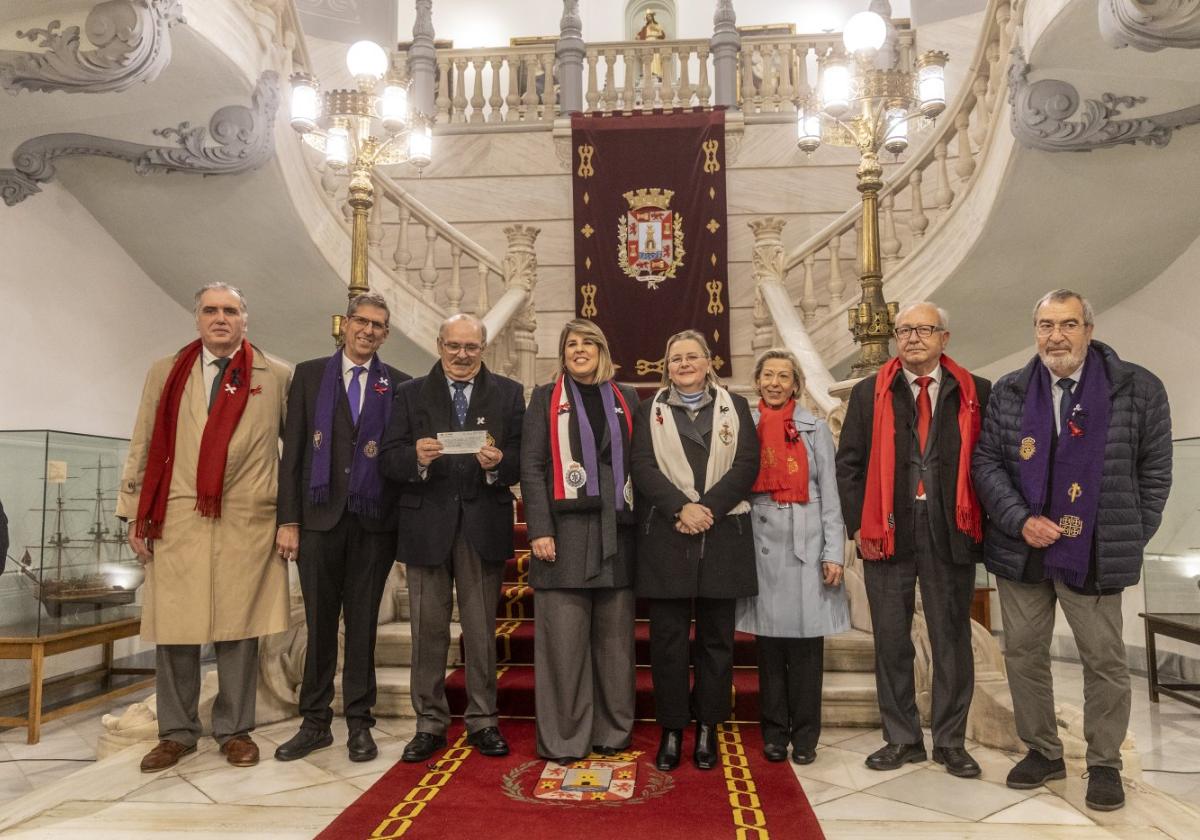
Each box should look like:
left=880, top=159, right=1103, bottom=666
left=193, top=282, right=247, bottom=315
left=347, top=292, right=390, bottom=327
left=1032, top=289, right=1094, bottom=326
left=438, top=312, right=488, bottom=346
left=753, top=348, right=806, bottom=398
left=895, top=301, right=949, bottom=330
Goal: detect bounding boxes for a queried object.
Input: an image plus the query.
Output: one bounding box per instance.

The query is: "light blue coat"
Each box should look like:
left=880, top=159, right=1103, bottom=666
left=735, top=405, right=850, bottom=639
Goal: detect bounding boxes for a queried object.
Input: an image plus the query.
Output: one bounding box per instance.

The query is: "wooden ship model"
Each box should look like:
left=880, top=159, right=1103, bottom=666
left=14, top=458, right=144, bottom=619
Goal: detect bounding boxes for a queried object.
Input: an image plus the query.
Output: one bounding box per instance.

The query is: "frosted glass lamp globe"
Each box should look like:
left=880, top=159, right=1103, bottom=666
left=843, top=11, right=887, bottom=55
left=346, top=40, right=388, bottom=80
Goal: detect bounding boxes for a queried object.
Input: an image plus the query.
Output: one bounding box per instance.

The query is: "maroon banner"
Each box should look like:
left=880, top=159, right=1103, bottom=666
left=571, top=110, right=731, bottom=384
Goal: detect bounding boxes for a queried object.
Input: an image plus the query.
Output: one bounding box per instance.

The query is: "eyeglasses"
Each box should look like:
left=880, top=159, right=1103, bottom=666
left=894, top=325, right=943, bottom=340
left=667, top=353, right=706, bottom=367
left=1035, top=320, right=1084, bottom=337
left=441, top=341, right=483, bottom=355
left=348, top=314, right=388, bottom=332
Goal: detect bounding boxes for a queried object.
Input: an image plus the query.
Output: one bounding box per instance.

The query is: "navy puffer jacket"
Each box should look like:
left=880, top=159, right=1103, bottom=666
left=971, top=341, right=1172, bottom=591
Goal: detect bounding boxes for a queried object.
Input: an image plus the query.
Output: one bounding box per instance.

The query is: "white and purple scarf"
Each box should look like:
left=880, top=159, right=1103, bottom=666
left=549, top=374, right=634, bottom=516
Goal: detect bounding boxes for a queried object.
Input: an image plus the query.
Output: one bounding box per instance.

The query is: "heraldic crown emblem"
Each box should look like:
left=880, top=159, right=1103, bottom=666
left=616, top=187, right=686, bottom=289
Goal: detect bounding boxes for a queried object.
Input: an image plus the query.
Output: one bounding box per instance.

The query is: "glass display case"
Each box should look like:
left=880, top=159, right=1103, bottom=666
left=0, top=430, right=142, bottom=639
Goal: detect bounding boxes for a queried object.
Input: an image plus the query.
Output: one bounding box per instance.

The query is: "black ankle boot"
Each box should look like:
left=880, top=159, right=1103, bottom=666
left=694, top=723, right=717, bottom=770
left=656, top=728, right=682, bottom=770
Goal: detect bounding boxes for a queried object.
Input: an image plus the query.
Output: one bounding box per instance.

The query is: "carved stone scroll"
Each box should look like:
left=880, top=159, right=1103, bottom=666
left=1100, top=0, right=1200, bottom=51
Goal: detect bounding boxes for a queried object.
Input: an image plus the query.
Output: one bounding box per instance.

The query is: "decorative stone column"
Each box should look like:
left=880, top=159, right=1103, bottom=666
left=749, top=216, right=787, bottom=288
left=710, top=0, right=740, bottom=108
left=408, top=0, right=437, bottom=117
left=503, top=224, right=540, bottom=389
left=556, top=0, right=585, bottom=114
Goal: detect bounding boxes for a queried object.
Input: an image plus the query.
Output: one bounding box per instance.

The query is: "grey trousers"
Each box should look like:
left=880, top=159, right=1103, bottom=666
left=862, top=503, right=975, bottom=748
left=408, top=533, right=504, bottom=736
left=534, top=587, right=636, bottom=760
left=155, top=638, right=258, bottom=747
left=997, top=576, right=1129, bottom=769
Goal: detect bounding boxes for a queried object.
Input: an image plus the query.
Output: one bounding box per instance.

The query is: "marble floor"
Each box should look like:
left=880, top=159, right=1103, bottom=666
left=1, top=660, right=1198, bottom=839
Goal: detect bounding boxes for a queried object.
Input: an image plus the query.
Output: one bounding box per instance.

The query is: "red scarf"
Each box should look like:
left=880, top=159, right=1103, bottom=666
left=752, top=399, right=809, bottom=504
left=860, top=355, right=983, bottom=558
left=135, top=339, right=254, bottom=538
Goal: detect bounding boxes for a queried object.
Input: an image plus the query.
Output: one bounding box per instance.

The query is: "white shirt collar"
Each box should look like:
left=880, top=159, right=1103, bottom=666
left=902, top=363, right=942, bottom=386
left=342, top=353, right=373, bottom=376
left=201, top=344, right=240, bottom=366
left=1043, top=359, right=1084, bottom=386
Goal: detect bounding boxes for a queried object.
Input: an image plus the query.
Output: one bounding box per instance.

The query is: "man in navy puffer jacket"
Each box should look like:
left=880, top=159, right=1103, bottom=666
left=972, top=289, right=1171, bottom=813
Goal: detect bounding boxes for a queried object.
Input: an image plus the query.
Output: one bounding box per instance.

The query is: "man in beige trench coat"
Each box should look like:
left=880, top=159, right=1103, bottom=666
left=117, top=282, right=291, bottom=772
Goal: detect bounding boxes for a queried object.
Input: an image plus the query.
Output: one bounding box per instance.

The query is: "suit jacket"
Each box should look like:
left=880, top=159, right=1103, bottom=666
left=277, top=355, right=409, bottom=533
left=836, top=364, right=991, bottom=566
left=380, top=361, right=524, bottom=567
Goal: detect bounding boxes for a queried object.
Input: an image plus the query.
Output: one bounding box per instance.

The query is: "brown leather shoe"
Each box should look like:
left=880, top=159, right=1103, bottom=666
left=220, top=735, right=260, bottom=767
left=140, top=739, right=196, bottom=773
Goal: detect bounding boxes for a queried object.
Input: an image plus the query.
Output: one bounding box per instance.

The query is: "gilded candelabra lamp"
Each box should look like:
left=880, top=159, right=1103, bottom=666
left=796, top=10, right=947, bottom=376
left=289, top=41, right=433, bottom=344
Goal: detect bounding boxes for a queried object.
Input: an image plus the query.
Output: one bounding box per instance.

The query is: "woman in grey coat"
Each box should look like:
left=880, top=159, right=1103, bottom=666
left=736, top=349, right=849, bottom=765
left=520, top=318, right=639, bottom=762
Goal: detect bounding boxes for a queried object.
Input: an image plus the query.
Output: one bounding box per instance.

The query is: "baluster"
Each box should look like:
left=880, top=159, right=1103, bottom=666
left=881, top=193, right=900, bottom=265
left=602, top=49, right=616, bottom=111
left=506, top=57, right=521, bottom=121
left=541, top=52, right=555, bottom=120
left=420, top=225, right=438, bottom=302
left=585, top=52, right=599, bottom=112
left=985, top=40, right=1001, bottom=110
left=367, top=189, right=384, bottom=259
left=451, top=58, right=468, bottom=123
left=996, top=1, right=1013, bottom=60
left=740, top=43, right=755, bottom=112
left=622, top=49, right=635, bottom=112
left=488, top=57, right=504, bottom=123
left=764, top=43, right=780, bottom=112
left=696, top=46, right=711, bottom=107
left=933, top=142, right=954, bottom=213
left=436, top=56, right=451, bottom=122
left=319, top=161, right=338, bottom=197
left=777, top=43, right=794, bottom=111
left=667, top=47, right=682, bottom=107
left=468, top=57, right=485, bottom=123
left=522, top=54, right=540, bottom=120
left=827, top=235, right=845, bottom=305
left=392, top=205, right=412, bottom=275
left=447, top=244, right=464, bottom=313
left=641, top=48, right=655, bottom=108
left=954, top=112, right=976, bottom=182
left=676, top=47, right=693, bottom=107
left=898, top=30, right=914, bottom=71
left=970, top=76, right=990, bottom=146
left=800, top=254, right=818, bottom=324
left=476, top=263, right=490, bottom=312
left=908, top=169, right=929, bottom=238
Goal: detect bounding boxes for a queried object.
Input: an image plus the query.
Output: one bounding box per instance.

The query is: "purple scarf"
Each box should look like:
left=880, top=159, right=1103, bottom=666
left=1018, top=346, right=1110, bottom=587
left=309, top=351, right=393, bottom=518
left=564, top=376, right=632, bottom=512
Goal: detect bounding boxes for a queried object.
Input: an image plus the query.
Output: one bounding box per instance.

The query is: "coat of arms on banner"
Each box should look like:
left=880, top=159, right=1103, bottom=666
left=617, top=188, right=686, bottom=289
left=533, top=758, right=638, bottom=801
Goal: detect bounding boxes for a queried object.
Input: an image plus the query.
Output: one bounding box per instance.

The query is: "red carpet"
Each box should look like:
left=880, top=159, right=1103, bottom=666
left=315, top=720, right=825, bottom=840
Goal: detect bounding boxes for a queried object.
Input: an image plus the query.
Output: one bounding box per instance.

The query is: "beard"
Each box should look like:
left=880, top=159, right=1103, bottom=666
left=1038, top=344, right=1086, bottom=377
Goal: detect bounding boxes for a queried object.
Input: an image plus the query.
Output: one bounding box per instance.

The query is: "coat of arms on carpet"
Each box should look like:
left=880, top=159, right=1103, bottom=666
left=502, top=750, right=675, bottom=807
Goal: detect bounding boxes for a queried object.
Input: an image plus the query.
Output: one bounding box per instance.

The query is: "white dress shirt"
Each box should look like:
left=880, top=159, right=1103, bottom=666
left=201, top=345, right=241, bottom=407
left=902, top=364, right=942, bottom=500
left=1047, top=360, right=1084, bottom=434
left=343, top=354, right=374, bottom=415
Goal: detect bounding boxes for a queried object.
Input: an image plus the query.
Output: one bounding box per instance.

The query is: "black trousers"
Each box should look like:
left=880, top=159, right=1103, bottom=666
left=862, top=501, right=975, bottom=747
left=757, top=636, right=824, bottom=752
left=648, top=597, right=735, bottom=729
left=297, top=512, right=395, bottom=732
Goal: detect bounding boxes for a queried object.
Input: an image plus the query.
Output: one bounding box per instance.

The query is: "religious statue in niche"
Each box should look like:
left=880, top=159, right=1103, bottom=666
left=635, top=9, right=666, bottom=80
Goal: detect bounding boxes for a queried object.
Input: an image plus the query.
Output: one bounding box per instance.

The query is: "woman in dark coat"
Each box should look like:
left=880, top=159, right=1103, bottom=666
left=521, top=318, right=639, bottom=762
left=631, top=329, right=759, bottom=771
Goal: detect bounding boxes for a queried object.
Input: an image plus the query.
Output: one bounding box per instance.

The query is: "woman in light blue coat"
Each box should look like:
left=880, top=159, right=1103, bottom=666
left=736, top=349, right=849, bottom=765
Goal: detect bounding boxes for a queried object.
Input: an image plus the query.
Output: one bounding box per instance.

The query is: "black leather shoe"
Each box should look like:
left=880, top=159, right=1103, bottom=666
left=693, top=723, right=718, bottom=770
left=655, top=729, right=682, bottom=770
left=763, top=743, right=788, bottom=763
left=402, top=731, right=447, bottom=763
left=592, top=745, right=621, bottom=757
left=865, top=742, right=927, bottom=771
left=273, top=728, right=333, bottom=762
left=348, top=728, right=378, bottom=762
left=467, top=726, right=510, bottom=757
left=932, top=746, right=981, bottom=778
left=1085, top=765, right=1125, bottom=811
left=1006, top=749, right=1066, bottom=789
left=792, top=747, right=816, bottom=765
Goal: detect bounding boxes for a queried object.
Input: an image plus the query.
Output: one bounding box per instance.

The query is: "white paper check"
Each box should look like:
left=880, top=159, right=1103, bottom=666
left=437, top=430, right=488, bottom=454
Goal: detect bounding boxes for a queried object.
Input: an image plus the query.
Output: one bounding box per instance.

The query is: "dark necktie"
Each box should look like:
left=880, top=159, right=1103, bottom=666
left=348, top=365, right=365, bottom=425
left=1058, top=378, right=1074, bottom=436
left=915, top=375, right=934, bottom=496
left=208, top=357, right=231, bottom=415
left=452, top=381, right=469, bottom=429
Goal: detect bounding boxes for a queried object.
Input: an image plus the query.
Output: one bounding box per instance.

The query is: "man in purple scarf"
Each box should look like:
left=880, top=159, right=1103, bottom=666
left=973, top=289, right=1172, bottom=812
left=274, top=293, right=409, bottom=763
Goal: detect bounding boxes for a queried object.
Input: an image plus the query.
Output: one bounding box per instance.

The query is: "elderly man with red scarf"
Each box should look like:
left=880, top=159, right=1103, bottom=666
left=836, top=301, right=990, bottom=779
left=117, top=282, right=291, bottom=773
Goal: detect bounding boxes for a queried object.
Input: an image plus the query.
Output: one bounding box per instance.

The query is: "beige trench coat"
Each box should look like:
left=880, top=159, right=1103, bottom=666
left=116, top=346, right=292, bottom=644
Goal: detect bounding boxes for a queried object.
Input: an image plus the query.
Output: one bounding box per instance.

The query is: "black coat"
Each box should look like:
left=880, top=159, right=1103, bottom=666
left=971, top=341, right=1172, bottom=590
left=277, top=356, right=409, bottom=532
left=836, top=365, right=991, bottom=565
left=380, top=362, right=524, bottom=567
left=631, top=388, right=759, bottom=599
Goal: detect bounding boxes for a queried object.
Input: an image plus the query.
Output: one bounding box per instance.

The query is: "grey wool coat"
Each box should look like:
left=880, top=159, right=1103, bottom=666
left=520, top=380, right=639, bottom=589
left=736, top=405, right=850, bottom=639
